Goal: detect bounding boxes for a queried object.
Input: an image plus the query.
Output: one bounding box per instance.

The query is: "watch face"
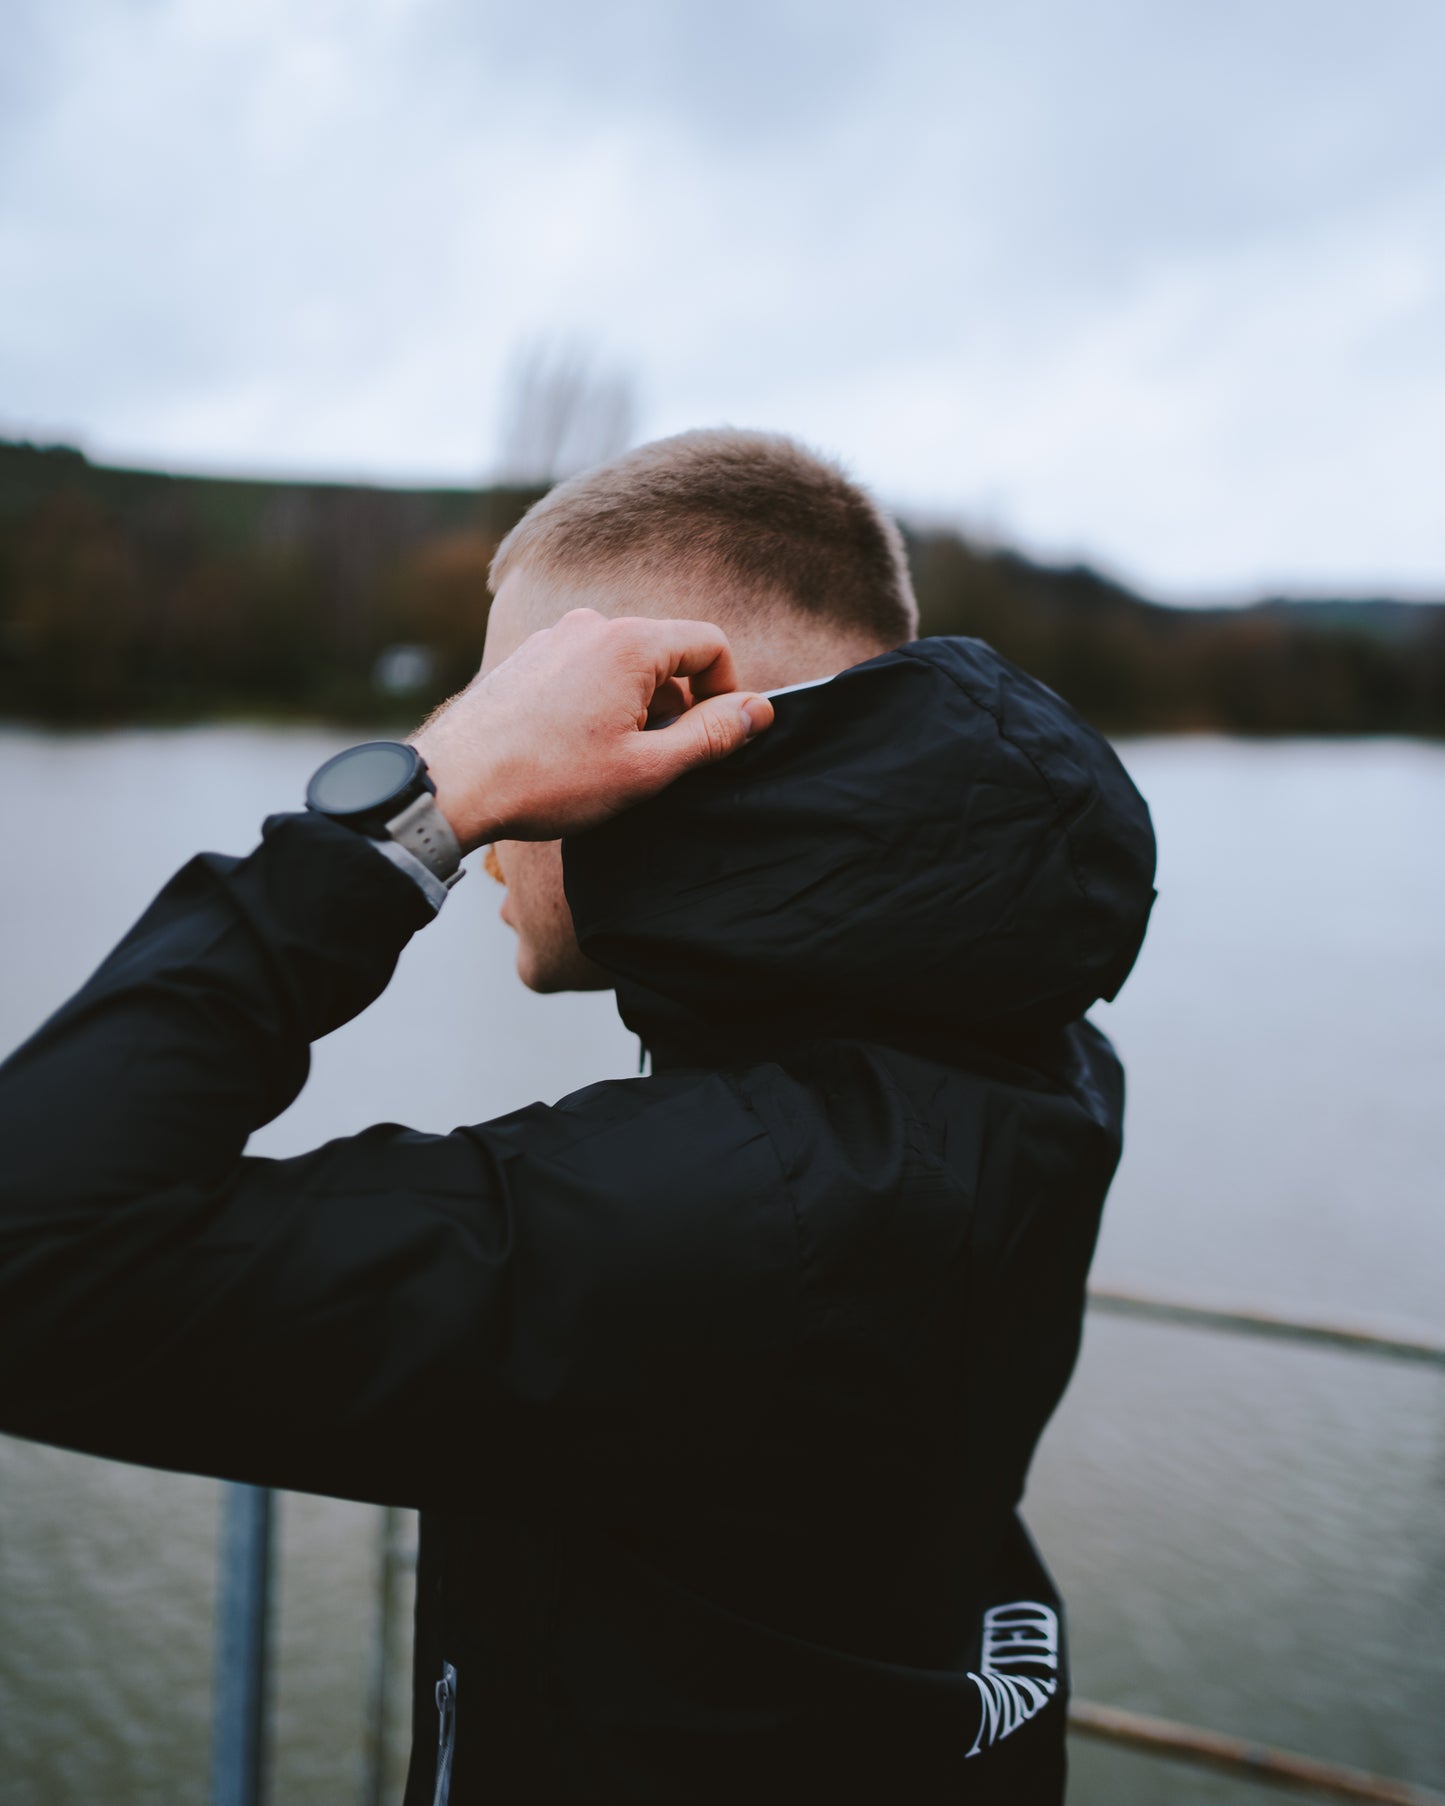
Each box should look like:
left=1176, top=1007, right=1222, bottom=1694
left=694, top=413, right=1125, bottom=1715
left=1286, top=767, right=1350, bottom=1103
left=307, top=741, right=420, bottom=817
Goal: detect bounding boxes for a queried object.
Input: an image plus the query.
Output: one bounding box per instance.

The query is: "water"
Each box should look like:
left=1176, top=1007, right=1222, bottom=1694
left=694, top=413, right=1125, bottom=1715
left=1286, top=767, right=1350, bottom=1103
left=0, top=728, right=1441, bottom=1804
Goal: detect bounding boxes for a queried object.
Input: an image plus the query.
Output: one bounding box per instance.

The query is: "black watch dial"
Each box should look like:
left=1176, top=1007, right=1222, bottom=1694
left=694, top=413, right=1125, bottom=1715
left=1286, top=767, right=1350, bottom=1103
left=306, top=741, right=429, bottom=822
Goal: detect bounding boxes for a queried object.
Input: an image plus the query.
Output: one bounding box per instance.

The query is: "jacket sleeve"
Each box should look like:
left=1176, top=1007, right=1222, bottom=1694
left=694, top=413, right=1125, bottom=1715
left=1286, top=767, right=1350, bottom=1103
left=0, top=811, right=794, bottom=1511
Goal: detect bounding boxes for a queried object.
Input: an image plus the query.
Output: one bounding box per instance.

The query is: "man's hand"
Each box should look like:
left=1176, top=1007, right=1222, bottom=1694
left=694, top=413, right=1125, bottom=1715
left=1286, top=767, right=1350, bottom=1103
left=409, top=609, right=775, bottom=852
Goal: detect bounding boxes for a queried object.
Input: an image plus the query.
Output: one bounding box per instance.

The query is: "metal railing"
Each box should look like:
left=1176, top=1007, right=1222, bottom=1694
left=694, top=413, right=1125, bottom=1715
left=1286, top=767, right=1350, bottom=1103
left=1086, top=1286, right=1445, bottom=1370
left=212, top=1485, right=276, bottom=1806
left=210, top=1289, right=1445, bottom=1805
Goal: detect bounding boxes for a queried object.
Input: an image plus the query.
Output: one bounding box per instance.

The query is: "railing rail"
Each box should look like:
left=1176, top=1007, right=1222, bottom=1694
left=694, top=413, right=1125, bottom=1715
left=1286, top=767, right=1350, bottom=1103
left=1086, top=1287, right=1445, bottom=1369
left=1068, top=1699, right=1445, bottom=1805
left=208, top=1288, right=1445, bottom=1805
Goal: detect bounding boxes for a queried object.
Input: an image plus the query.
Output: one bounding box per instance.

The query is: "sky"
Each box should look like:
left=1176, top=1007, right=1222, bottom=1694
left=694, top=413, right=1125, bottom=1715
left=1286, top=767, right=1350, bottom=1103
left=2, top=0, right=1442, bottom=603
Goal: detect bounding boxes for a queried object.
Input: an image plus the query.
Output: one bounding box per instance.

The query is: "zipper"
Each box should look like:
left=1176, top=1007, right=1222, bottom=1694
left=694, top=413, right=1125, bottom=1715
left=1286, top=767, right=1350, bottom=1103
left=432, top=1660, right=457, bottom=1806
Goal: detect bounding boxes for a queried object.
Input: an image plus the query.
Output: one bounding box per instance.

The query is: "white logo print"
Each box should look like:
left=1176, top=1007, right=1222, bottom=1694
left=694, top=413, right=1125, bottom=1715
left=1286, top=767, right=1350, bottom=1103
left=964, top=1600, right=1060, bottom=1757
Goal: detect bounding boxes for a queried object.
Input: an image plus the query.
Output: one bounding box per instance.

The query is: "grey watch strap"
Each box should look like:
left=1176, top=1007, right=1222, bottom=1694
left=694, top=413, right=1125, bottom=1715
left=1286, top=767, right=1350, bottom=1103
left=384, top=791, right=464, bottom=885
left=369, top=837, right=452, bottom=913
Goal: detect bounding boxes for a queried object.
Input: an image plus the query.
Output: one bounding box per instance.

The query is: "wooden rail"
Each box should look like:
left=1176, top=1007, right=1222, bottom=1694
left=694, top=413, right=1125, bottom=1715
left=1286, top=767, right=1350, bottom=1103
left=1070, top=1699, right=1445, bottom=1804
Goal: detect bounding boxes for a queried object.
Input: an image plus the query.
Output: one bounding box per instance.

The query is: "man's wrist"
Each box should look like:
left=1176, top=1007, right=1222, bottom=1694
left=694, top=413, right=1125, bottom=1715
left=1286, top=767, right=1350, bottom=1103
left=407, top=732, right=515, bottom=855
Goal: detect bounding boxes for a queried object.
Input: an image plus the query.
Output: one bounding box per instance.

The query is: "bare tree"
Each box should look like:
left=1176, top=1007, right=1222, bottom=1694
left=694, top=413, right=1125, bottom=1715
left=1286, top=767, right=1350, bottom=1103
left=494, top=341, right=638, bottom=486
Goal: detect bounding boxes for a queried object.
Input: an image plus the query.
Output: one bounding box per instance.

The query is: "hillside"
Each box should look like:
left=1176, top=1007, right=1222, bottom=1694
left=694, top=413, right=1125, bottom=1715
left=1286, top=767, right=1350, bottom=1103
left=2, top=440, right=1441, bottom=734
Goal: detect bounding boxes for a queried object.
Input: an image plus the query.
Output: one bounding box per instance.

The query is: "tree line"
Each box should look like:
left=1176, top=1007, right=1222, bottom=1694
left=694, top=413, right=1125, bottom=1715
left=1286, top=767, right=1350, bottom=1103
left=2, top=440, right=1441, bottom=735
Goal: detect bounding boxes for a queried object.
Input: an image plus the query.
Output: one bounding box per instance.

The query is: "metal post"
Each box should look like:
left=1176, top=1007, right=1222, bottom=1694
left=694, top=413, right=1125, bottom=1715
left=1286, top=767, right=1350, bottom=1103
left=359, top=1505, right=405, bottom=1806
left=212, top=1483, right=276, bottom=1806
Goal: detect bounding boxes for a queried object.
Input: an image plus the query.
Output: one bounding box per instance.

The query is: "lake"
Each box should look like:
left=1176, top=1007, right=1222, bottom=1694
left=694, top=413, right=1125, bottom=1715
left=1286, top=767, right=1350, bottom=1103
left=0, top=727, right=1441, bottom=1805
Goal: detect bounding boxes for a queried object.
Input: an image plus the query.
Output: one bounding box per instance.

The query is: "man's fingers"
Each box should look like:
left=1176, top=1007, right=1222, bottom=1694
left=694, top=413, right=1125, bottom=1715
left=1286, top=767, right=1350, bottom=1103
left=618, top=615, right=771, bottom=794
left=637, top=690, right=774, bottom=781
left=412, top=608, right=769, bottom=844
left=621, top=616, right=741, bottom=700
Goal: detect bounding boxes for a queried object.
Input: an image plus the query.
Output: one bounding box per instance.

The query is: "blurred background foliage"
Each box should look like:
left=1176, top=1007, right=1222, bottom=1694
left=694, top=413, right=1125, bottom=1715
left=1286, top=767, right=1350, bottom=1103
left=3, top=437, right=1442, bottom=735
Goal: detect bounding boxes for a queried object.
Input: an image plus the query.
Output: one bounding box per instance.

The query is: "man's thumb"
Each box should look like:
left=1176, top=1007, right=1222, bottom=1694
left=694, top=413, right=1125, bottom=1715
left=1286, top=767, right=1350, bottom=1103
left=655, top=692, right=774, bottom=774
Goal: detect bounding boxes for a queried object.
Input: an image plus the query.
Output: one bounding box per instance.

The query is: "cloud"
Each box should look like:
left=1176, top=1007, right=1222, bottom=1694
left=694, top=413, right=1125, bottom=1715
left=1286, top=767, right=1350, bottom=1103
left=2, top=0, right=1442, bottom=597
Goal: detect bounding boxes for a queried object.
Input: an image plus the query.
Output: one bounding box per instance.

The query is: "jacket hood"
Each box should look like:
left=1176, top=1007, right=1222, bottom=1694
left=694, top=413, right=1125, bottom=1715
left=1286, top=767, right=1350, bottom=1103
left=563, top=636, right=1157, bottom=1066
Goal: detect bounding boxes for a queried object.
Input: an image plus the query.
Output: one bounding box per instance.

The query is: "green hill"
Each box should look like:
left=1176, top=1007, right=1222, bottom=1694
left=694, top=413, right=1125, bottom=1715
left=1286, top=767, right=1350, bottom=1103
left=3, top=440, right=1441, bottom=735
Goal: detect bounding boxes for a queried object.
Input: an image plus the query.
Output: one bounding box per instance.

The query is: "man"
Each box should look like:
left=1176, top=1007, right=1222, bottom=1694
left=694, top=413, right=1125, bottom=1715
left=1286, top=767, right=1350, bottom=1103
left=0, top=430, right=1156, bottom=1804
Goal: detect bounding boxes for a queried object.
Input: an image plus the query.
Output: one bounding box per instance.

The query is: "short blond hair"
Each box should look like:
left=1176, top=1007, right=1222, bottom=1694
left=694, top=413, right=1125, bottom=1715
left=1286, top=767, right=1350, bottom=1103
left=489, top=429, right=918, bottom=649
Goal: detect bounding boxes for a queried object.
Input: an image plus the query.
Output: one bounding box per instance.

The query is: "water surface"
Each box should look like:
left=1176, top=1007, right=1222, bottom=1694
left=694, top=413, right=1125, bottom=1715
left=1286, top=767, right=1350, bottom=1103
left=0, top=729, right=1441, bottom=1803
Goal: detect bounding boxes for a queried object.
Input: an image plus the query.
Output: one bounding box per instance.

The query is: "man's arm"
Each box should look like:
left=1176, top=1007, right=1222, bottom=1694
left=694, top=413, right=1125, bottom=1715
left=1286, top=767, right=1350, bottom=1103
left=0, top=612, right=780, bottom=1508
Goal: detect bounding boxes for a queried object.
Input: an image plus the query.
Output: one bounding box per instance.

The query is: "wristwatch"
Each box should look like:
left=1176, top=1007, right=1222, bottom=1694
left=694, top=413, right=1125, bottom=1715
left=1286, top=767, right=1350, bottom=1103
left=305, top=740, right=465, bottom=905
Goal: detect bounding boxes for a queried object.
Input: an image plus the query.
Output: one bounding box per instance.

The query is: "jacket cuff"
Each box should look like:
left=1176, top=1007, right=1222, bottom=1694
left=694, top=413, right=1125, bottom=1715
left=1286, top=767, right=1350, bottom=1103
left=248, top=810, right=439, bottom=979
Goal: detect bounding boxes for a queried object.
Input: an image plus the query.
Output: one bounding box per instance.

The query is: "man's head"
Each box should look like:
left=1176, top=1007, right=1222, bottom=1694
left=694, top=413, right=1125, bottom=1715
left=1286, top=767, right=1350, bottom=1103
left=479, top=428, right=919, bottom=992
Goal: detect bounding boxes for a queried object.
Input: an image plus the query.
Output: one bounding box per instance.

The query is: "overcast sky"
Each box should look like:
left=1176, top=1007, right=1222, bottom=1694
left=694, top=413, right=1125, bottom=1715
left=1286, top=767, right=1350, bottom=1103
left=3, top=0, right=1442, bottom=601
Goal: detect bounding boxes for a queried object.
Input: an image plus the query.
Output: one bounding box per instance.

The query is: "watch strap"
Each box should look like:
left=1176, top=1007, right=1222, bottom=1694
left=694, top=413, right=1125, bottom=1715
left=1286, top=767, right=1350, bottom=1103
left=384, top=791, right=464, bottom=885
left=369, top=836, right=454, bottom=913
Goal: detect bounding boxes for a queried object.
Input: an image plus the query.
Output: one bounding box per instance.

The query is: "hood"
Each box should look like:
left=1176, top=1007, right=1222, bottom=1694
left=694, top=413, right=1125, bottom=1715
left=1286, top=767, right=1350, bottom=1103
left=563, top=636, right=1157, bottom=1067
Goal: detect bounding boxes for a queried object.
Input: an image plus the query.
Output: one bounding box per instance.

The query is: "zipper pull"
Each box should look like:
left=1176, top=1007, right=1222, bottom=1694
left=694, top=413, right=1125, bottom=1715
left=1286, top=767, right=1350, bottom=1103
left=432, top=1661, right=457, bottom=1806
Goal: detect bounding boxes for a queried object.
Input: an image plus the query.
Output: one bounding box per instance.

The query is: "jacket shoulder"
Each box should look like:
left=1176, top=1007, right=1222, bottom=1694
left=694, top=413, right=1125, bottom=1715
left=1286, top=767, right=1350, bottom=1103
left=460, top=1067, right=801, bottom=1400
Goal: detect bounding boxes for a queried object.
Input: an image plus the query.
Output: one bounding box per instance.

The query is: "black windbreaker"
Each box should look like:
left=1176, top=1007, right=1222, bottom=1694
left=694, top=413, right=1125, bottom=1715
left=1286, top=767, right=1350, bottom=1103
left=0, top=636, right=1156, bottom=1804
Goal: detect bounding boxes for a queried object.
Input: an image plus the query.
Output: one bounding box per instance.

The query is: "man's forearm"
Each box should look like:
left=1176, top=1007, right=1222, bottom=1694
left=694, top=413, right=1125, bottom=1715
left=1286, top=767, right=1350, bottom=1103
left=0, top=814, right=430, bottom=1372
left=0, top=610, right=772, bottom=1474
